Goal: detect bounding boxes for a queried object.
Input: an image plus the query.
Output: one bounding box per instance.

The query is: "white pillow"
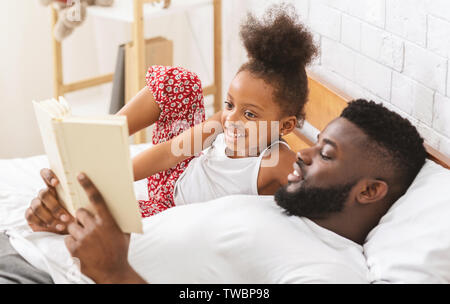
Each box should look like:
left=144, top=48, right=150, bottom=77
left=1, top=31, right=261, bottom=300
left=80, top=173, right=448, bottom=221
left=364, top=159, right=450, bottom=283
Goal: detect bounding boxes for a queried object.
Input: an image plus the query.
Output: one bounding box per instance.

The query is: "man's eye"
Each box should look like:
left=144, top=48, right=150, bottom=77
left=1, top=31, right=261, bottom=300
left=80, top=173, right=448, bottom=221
left=320, top=152, right=331, bottom=160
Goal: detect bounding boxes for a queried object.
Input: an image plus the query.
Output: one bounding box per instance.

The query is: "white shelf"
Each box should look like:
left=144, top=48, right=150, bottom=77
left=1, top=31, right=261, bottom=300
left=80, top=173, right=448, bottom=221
left=88, top=0, right=213, bottom=23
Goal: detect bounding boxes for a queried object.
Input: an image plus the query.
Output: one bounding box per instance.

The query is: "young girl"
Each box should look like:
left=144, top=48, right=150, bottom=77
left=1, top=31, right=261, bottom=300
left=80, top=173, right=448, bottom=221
left=119, top=4, right=318, bottom=217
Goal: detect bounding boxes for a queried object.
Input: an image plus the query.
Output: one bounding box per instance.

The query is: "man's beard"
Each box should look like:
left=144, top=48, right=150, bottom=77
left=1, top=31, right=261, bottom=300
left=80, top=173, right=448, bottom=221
left=274, top=180, right=357, bottom=219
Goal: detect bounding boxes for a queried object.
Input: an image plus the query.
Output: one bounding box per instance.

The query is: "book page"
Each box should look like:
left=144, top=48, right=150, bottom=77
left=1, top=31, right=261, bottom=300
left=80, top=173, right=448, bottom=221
left=32, top=100, right=73, bottom=213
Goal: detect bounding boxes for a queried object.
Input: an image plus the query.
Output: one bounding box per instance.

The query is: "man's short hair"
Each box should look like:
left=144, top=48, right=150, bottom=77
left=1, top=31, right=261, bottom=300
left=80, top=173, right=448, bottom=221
left=340, top=99, right=427, bottom=196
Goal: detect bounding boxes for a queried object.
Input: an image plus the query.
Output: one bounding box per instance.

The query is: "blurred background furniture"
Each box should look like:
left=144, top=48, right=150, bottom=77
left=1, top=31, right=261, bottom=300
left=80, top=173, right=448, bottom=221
left=50, top=0, right=222, bottom=144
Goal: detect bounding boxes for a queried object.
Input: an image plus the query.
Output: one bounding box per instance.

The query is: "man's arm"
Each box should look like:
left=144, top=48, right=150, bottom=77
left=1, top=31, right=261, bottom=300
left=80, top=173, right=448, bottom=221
left=100, top=267, right=147, bottom=284
left=64, top=173, right=148, bottom=284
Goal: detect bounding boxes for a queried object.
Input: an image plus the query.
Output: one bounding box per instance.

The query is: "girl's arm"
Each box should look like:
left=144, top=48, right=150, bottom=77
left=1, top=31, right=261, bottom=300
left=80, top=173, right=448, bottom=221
left=115, top=87, right=161, bottom=136
left=132, top=110, right=223, bottom=181
left=114, top=84, right=224, bottom=181
left=257, top=144, right=297, bottom=195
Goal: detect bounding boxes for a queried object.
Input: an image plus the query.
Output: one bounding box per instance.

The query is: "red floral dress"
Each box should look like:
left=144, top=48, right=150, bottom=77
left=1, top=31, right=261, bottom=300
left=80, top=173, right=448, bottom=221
left=137, top=66, right=206, bottom=217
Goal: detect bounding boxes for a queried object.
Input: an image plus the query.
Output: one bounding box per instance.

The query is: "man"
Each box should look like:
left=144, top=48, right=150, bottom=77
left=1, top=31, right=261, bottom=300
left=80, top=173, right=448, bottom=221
left=2, top=99, right=427, bottom=283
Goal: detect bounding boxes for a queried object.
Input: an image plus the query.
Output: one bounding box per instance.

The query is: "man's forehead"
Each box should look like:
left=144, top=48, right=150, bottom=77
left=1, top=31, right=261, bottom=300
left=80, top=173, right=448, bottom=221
left=321, top=117, right=368, bottom=150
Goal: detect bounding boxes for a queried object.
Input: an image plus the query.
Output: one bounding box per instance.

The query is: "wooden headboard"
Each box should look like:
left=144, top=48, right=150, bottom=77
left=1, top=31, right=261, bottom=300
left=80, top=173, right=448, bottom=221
left=282, top=73, right=450, bottom=170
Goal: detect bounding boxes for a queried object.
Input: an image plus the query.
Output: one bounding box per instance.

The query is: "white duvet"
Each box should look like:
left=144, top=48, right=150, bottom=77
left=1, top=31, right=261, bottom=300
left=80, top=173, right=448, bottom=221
left=1, top=144, right=371, bottom=284
left=4, top=145, right=449, bottom=284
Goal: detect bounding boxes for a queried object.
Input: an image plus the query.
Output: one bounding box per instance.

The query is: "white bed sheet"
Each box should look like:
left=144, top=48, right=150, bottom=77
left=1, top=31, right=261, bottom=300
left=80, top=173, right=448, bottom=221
left=0, top=144, right=152, bottom=232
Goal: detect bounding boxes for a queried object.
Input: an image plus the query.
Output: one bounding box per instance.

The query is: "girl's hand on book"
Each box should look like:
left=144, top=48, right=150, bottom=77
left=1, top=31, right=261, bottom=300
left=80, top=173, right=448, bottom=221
left=24, top=168, right=75, bottom=234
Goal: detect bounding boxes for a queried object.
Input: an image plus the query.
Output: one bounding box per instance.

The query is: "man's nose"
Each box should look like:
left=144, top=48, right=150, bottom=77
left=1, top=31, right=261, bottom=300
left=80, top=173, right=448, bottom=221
left=297, top=148, right=313, bottom=166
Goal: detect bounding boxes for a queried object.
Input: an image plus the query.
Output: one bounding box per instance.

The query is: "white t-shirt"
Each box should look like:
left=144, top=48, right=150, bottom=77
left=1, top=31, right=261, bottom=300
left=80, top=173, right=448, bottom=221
left=8, top=195, right=369, bottom=283
left=174, top=133, right=290, bottom=205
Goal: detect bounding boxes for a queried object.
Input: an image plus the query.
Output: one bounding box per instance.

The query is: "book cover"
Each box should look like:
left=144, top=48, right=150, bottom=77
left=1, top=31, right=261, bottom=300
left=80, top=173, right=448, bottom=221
left=33, top=98, right=143, bottom=233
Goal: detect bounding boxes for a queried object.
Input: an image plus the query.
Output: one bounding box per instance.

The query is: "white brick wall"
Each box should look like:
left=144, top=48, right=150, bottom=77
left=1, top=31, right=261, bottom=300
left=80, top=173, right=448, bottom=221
left=309, top=2, right=341, bottom=40
left=427, top=0, right=450, bottom=21
left=427, top=15, right=450, bottom=59
left=403, top=42, right=447, bottom=95
left=321, top=37, right=356, bottom=80
left=232, top=0, right=450, bottom=157
left=448, top=67, right=450, bottom=97
left=354, top=54, right=392, bottom=101
left=341, top=14, right=360, bottom=51
left=294, top=0, right=450, bottom=156
left=433, top=94, right=450, bottom=136
left=360, top=23, right=404, bottom=72
left=386, top=0, right=427, bottom=47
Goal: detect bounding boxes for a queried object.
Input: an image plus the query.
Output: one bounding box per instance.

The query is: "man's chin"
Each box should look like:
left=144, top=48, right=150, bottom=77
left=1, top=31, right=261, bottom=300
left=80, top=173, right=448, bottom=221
left=275, top=180, right=357, bottom=219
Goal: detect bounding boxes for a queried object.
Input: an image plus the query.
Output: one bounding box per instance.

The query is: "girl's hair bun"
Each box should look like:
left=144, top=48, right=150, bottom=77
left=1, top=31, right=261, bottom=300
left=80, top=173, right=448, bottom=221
left=240, top=3, right=318, bottom=72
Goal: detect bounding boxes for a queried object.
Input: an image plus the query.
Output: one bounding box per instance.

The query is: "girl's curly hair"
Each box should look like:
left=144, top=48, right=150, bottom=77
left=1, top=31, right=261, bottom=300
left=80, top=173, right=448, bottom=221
left=239, top=3, right=318, bottom=126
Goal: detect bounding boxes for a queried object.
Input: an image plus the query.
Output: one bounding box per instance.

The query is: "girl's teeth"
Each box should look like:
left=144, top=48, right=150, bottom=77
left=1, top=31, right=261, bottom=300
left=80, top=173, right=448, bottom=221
left=226, top=129, right=245, bottom=138
left=293, top=170, right=300, bottom=177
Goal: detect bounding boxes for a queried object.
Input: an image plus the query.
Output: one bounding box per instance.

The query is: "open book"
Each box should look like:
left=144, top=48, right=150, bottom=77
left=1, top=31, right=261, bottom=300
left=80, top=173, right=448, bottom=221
left=32, top=97, right=143, bottom=233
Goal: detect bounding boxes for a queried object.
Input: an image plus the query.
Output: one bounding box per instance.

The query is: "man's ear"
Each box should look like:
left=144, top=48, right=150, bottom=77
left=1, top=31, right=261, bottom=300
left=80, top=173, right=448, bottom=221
left=356, top=179, right=389, bottom=205
left=280, top=116, right=297, bottom=136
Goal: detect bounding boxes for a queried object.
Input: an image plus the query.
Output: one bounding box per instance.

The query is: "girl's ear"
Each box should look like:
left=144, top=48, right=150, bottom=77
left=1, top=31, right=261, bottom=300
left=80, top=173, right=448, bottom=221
left=280, top=116, right=297, bottom=136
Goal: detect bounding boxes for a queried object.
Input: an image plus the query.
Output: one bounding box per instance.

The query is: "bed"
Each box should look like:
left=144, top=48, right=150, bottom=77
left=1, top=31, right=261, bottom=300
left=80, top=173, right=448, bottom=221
left=1, top=74, right=450, bottom=283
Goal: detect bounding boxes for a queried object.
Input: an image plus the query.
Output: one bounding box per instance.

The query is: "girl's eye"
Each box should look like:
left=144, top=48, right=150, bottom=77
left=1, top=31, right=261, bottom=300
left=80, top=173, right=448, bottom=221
left=244, top=111, right=256, bottom=119
left=224, top=101, right=233, bottom=110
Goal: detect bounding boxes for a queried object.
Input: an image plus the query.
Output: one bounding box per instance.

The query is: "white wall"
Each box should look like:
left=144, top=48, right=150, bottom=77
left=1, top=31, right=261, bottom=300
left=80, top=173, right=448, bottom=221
left=2, top=0, right=449, bottom=158
left=307, top=0, right=450, bottom=157
left=0, top=0, right=101, bottom=158
left=239, top=0, right=450, bottom=156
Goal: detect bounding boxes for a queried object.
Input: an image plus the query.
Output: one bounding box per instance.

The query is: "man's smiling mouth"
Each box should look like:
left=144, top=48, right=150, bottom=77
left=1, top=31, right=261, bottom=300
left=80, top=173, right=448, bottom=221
left=287, top=161, right=304, bottom=183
